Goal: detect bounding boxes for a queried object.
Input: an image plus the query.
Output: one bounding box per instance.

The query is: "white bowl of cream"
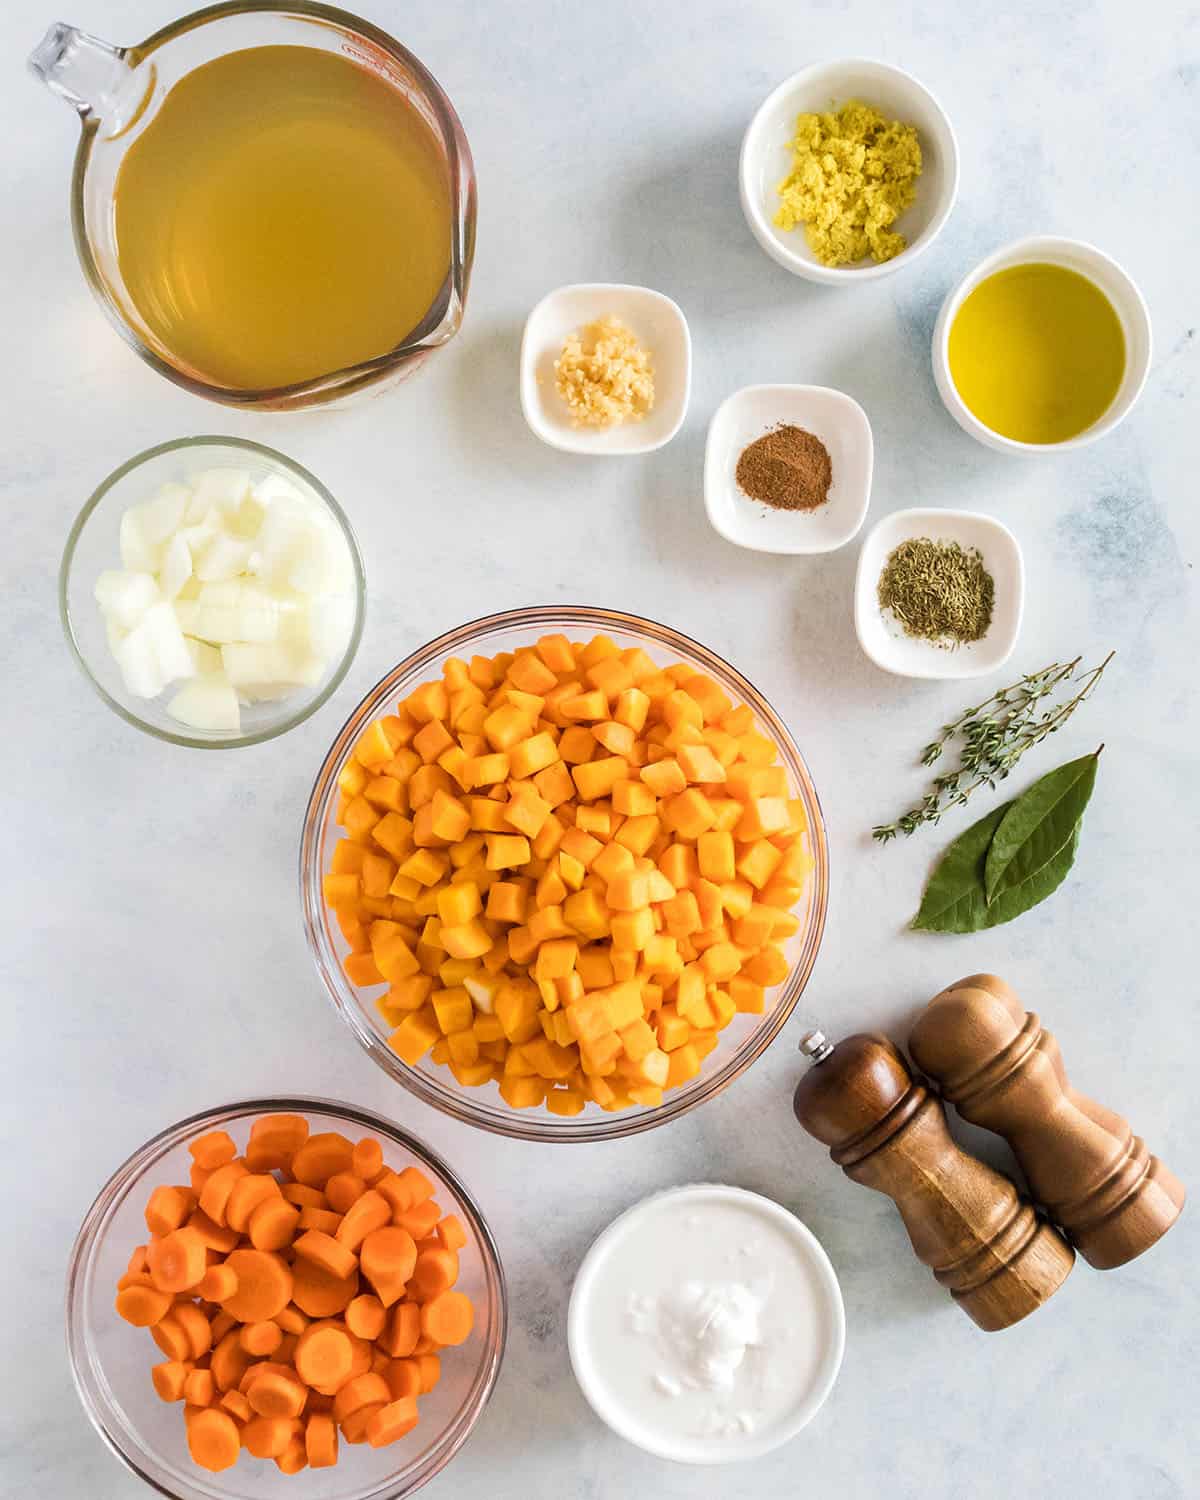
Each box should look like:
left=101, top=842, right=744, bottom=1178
left=567, top=1184, right=845, bottom=1464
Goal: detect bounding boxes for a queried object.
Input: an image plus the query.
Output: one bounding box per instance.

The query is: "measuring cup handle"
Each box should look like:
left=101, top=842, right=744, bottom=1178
left=28, top=23, right=130, bottom=118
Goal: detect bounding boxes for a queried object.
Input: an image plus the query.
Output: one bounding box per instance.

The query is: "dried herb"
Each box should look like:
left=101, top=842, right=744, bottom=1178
left=911, top=750, right=1100, bottom=933
left=877, top=538, right=994, bottom=646
left=873, top=652, right=1112, bottom=842
left=736, top=425, right=832, bottom=511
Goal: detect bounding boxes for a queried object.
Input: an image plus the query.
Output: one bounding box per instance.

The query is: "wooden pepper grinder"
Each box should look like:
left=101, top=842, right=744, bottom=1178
left=909, top=974, right=1186, bottom=1269
left=794, top=1030, right=1074, bottom=1331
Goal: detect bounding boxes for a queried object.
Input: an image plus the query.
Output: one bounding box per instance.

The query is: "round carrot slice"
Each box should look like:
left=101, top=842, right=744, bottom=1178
left=275, top=1434, right=309, bottom=1473
left=407, top=1247, right=457, bottom=1303
left=183, top=1368, right=215, bottom=1408
left=221, top=1249, right=293, bottom=1323
left=171, top=1303, right=213, bottom=1360
left=239, top=1320, right=283, bottom=1357
left=383, top=1358, right=420, bottom=1402
left=290, top=1132, right=354, bottom=1188
left=305, top=1411, right=339, bottom=1469
left=332, top=1372, right=391, bottom=1424
left=247, top=1371, right=307, bottom=1420
left=420, top=1290, right=475, bottom=1347
left=186, top=1407, right=241, bottom=1472
left=366, top=1395, right=420, bottom=1448
left=360, top=1227, right=416, bottom=1299
left=150, top=1315, right=191, bottom=1362
left=248, top=1197, right=300, bottom=1253
left=144, top=1185, right=193, bottom=1237
left=198, top=1161, right=249, bottom=1228
left=197, top=1263, right=239, bottom=1303
left=351, top=1137, right=383, bottom=1182
left=344, top=1294, right=386, bottom=1342
left=325, top=1172, right=367, bottom=1215
left=115, top=1283, right=172, bottom=1327
left=291, top=1257, right=358, bottom=1318
left=151, top=1360, right=189, bottom=1402
left=241, top=1415, right=296, bottom=1459
left=292, top=1229, right=358, bottom=1281
left=294, top=1324, right=354, bottom=1392
left=225, top=1174, right=281, bottom=1235
left=339, top=1403, right=385, bottom=1445
left=146, top=1227, right=208, bottom=1294
left=188, top=1130, right=236, bottom=1170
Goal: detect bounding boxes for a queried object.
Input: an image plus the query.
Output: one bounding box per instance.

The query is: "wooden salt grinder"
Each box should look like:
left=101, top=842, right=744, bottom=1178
left=794, top=1030, right=1074, bottom=1331
left=909, top=974, right=1186, bottom=1269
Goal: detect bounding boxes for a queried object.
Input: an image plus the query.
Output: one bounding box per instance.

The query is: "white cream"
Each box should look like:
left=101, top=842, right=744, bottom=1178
left=568, top=1185, right=844, bottom=1465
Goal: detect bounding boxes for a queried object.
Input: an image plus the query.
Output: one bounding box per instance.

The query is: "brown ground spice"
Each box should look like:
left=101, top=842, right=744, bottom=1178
left=736, top=425, right=832, bottom=511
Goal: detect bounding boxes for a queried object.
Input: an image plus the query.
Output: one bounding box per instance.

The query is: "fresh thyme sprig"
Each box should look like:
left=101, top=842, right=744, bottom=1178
left=872, top=652, right=1114, bottom=842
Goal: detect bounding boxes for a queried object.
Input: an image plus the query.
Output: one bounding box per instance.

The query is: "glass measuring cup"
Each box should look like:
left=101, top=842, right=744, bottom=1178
left=30, top=2, right=476, bottom=410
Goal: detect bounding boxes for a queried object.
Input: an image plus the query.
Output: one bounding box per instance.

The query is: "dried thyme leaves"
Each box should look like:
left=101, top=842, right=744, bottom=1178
left=877, top=538, right=995, bottom=646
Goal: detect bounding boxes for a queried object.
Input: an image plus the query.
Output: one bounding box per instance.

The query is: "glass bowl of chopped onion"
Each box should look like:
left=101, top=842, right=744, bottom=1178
left=60, top=437, right=365, bottom=748
left=300, top=606, right=829, bottom=1143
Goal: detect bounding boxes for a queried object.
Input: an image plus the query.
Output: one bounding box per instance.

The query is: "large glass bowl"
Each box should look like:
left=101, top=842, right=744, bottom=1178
left=67, top=1097, right=506, bottom=1500
left=60, top=437, right=365, bottom=749
left=301, top=607, right=829, bottom=1143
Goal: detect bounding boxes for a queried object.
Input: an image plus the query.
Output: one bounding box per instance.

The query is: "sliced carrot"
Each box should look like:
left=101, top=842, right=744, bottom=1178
left=208, top=1309, right=236, bottom=1345
left=435, top=1214, right=468, bottom=1253
left=171, top=1302, right=213, bottom=1359
left=290, top=1132, right=355, bottom=1188
left=379, top=1301, right=421, bottom=1358
left=247, top=1371, right=307, bottom=1420
left=151, top=1360, right=189, bottom=1402
left=383, top=1357, right=421, bottom=1401
left=360, top=1227, right=417, bottom=1306
left=274, top=1304, right=309, bottom=1336
left=325, top=1172, right=367, bottom=1215
left=239, top=1320, right=282, bottom=1357
left=115, top=1283, right=172, bottom=1327
left=275, top=1434, right=308, bottom=1474
left=219, top=1389, right=252, bottom=1423
left=416, top=1353, right=441, bottom=1393
left=239, top=1360, right=296, bottom=1394
left=332, top=1372, right=391, bottom=1424
left=225, top=1174, right=281, bottom=1235
left=210, top=1329, right=252, bottom=1392
left=147, top=1227, right=208, bottom=1293
left=366, top=1395, right=420, bottom=1448
left=394, top=1199, right=441, bottom=1240
left=221, top=1249, right=293, bottom=1323
left=291, top=1258, right=359, bottom=1318
left=339, top=1403, right=385, bottom=1444
left=126, top=1244, right=149, bottom=1277
left=293, top=1229, right=358, bottom=1281
left=189, top=1130, right=237, bottom=1171
left=335, top=1189, right=391, bottom=1250
left=351, top=1138, right=383, bottom=1182
left=197, top=1263, right=239, bottom=1303
left=344, top=1294, right=386, bottom=1342
left=407, top=1248, right=458, bottom=1303
left=247, top=1113, right=309, bottom=1168
left=183, top=1368, right=215, bottom=1407
left=305, top=1411, right=339, bottom=1469
left=281, top=1183, right=326, bottom=1209
left=420, top=1290, right=474, bottom=1347
left=247, top=1197, right=300, bottom=1252
left=186, top=1208, right=240, bottom=1254
left=198, top=1161, right=249, bottom=1228
left=144, top=1185, right=194, bottom=1237
left=297, top=1206, right=343, bottom=1236
left=293, top=1324, right=354, bottom=1392
left=186, top=1407, right=241, bottom=1472
left=241, top=1415, right=296, bottom=1459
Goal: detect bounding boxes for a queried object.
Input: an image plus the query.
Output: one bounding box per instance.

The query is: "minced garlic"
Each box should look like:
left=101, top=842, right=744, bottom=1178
left=774, top=100, right=922, bottom=267
left=554, top=317, right=655, bottom=427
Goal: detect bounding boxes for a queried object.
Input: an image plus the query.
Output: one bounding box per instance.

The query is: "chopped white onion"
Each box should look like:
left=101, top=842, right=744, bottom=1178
left=95, top=466, right=354, bottom=733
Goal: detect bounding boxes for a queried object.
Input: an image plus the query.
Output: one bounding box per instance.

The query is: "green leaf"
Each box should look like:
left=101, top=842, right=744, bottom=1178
left=910, top=802, right=1010, bottom=932
left=979, top=821, right=1081, bottom=929
left=984, top=751, right=1100, bottom=903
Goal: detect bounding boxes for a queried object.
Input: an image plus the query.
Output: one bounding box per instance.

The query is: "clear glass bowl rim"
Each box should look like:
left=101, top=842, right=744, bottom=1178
left=59, top=434, right=367, bottom=749
left=66, top=1094, right=507, bottom=1500
left=67, top=0, right=476, bottom=408
left=300, top=605, right=830, bottom=1143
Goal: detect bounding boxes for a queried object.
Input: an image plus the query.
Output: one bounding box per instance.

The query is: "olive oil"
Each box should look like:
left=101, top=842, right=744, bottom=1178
left=948, top=263, right=1125, bottom=444
left=114, top=46, right=451, bottom=391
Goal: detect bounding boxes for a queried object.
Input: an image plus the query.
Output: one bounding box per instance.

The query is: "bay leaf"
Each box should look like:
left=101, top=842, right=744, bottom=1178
left=910, top=802, right=1010, bottom=933
left=980, top=821, right=1081, bottom=929
left=984, top=751, right=1099, bottom=904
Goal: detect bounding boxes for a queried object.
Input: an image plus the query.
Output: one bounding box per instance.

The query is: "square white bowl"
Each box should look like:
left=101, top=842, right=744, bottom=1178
left=704, top=384, right=873, bottom=554
left=739, top=59, right=959, bottom=284
left=520, top=283, right=691, bottom=454
left=854, top=507, right=1024, bottom=679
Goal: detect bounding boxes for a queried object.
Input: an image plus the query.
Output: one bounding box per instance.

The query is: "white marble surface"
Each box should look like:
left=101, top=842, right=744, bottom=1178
left=2, top=1, right=1197, bottom=1496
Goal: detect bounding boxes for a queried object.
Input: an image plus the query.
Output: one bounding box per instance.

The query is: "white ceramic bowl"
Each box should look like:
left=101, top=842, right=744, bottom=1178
left=739, top=59, right=959, bottom=284
left=519, top=283, right=691, bottom=454
left=932, top=235, right=1153, bottom=453
left=704, top=384, right=872, bottom=553
left=854, top=507, right=1024, bottom=679
left=567, top=1185, right=845, bottom=1465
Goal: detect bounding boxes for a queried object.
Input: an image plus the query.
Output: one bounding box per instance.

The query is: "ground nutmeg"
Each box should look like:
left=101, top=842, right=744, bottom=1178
left=736, top=425, right=832, bottom=511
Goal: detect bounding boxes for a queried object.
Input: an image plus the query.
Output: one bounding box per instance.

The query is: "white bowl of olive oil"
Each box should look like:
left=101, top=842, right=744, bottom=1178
left=932, top=236, right=1152, bottom=453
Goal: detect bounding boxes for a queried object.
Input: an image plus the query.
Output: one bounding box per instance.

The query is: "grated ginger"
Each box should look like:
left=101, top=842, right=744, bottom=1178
left=774, top=100, right=922, bottom=268
left=554, top=316, right=655, bottom=427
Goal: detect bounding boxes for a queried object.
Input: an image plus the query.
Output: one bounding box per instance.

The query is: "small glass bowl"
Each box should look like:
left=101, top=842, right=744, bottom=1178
left=67, top=1097, right=506, bottom=1500
left=60, top=437, right=365, bottom=748
left=300, top=606, right=829, bottom=1143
